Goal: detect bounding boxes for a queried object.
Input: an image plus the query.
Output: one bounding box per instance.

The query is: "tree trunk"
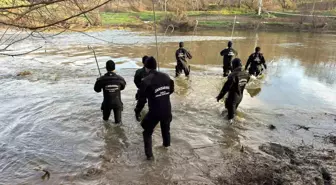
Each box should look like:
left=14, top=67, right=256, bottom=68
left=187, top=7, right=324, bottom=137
left=311, top=0, right=316, bottom=15
left=164, top=0, right=168, bottom=12
left=258, top=0, right=263, bottom=15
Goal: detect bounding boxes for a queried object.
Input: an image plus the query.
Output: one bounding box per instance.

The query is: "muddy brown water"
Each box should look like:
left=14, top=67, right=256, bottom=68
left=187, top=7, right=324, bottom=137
left=0, top=30, right=335, bottom=184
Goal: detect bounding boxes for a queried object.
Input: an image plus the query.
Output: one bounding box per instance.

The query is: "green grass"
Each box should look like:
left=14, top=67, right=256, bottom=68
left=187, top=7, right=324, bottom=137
left=188, top=8, right=254, bottom=16
left=320, top=9, right=336, bottom=16
left=100, top=11, right=168, bottom=25
left=100, top=12, right=141, bottom=25
left=136, top=11, right=166, bottom=21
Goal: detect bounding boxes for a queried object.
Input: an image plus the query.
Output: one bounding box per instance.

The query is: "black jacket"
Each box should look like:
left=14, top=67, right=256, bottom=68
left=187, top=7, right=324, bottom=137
left=245, top=52, right=267, bottom=71
left=220, top=47, right=238, bottom=66
left=217, top=67, right=250, bottom=101
left=94, top=72, right=126, bottom=108
left=134, top=67, right=148, bottom=89
left=176, top=48, right=192, bottom=63
left=138, top=70, right=174, bottom=118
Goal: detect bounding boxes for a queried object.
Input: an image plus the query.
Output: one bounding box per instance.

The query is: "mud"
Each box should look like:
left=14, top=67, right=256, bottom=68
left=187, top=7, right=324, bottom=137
left=216, top=142, right=335, bottom=185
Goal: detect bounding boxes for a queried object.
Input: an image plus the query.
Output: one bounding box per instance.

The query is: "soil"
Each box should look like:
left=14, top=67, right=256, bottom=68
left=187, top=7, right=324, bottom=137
left=216, top=142, right=335, bottom=185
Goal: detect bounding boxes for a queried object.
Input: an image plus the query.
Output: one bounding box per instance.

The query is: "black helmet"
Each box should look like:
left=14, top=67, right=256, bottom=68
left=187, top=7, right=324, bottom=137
left=142, top=55, right=149, bottom=64
left=106, top=60, right=115, bottom=71
left=228, top=41, right=233, bottom=48
left=179, top=42, right=184, bottom=48
left=232, top=58, right=242, bottom=70
left=255, top=47, right=261, bottom=53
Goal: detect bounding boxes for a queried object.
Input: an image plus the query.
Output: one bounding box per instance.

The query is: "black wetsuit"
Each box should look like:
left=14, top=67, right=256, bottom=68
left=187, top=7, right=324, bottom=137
left=138, top=70, right=175, bottom=158
left=134, top=67, right=148, bottom=114
left=94, top=72, right=126, bottom=123
left=245, top=52, right=267, bottom=76
left=217, top=67, right=250, bottom=120
left=220, top=47, right=238, bottom=77
left=175, top=48, right=192, bottom=77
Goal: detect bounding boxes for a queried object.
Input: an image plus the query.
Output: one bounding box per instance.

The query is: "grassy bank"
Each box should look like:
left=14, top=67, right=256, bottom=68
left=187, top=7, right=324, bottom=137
left=99, top=9, right=336, bottom=32
left=99, top=8, right=253, bottom=26
left=100, top=11, right=167, bottom=26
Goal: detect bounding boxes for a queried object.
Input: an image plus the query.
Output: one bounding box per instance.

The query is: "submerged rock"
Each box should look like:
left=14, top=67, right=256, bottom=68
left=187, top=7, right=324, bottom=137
left=268, top=124, right=276, bottom=130
left=17, top=70, right=32, bottom=76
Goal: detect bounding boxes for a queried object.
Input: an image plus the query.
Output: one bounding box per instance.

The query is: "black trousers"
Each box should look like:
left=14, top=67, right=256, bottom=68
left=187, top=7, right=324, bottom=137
left=249, top=68, right=262, bottom=76
left=223, top=62, right=232, bottom=77
left=141, top=113, right=172, bottom=158
left=225, top=95, right=243, bottom=120
left=176, top=61, right=190, bottom=77
left=134, top=90, right=147, bottom=114
left=101, top=103, right=122, bottom=123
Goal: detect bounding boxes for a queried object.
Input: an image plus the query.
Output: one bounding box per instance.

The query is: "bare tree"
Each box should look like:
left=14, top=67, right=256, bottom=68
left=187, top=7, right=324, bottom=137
left=164, top=0, right=169, bottom=12
left=277, top=0, right=295, bottom=11
left=242, top=0, right=257, bottom=10
left=0, top=0, right=113, bottom=56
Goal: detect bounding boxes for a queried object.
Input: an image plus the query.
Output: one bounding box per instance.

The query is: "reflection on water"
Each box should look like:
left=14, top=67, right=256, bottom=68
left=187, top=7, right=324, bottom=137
left=0, top=29, right=335, bottom=184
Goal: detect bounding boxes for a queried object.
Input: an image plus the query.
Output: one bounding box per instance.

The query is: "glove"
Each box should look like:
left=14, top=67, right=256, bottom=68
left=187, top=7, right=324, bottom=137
left=216, top=96, right=220, bottom=102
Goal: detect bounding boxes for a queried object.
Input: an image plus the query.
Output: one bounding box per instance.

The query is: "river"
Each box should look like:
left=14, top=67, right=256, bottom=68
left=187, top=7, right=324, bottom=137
left=0, top=30, right=335, bottom=184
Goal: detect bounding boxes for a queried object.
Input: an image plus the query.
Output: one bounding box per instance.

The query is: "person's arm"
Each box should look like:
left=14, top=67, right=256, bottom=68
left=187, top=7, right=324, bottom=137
left=94, top=78, right=102, bottom=93
left=134, top=70, right=141, bottom=89
left=137, top=78, right=149, bottom=108
left=245, top=55, right=252, bottom=71
left=169, top=78, right=175, bottom=94
left=186, top=49, right=192, bottom=59
left=175, top=50, right=179, bottom=61
left=120, top=76, right=126, bottom=91
left=220, top=49, right=225, bottom=56
left=216, top=76, right=234, bottom=101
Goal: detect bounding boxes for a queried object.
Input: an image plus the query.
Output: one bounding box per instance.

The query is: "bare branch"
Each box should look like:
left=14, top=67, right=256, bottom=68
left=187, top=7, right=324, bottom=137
left=0, top=0, right=113, bottom=30
left=0, top=27, right=10, bottom=42
left=0, top=32, right=33, bottom=51
left=0, top=46, right=42, bottom=57
left=73, top=0, right=93, bottom=26
left=0, top=0, right=66, bottom=10
left=0, top=30, right=23, bottom=46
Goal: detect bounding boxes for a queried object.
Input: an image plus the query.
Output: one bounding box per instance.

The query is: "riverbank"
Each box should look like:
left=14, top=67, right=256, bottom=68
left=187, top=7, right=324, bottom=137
left=97, top=10, right=336, bottom=33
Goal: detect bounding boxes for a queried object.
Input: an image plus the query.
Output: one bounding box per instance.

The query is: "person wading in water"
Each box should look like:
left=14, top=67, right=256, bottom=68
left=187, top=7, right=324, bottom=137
left=216, top=58, right=250, bottom=124
left=175, top=42, right=192, bottom=77
left=137, top=56, right=175, bottom=160
left=94, top=60, right=126, bottom=124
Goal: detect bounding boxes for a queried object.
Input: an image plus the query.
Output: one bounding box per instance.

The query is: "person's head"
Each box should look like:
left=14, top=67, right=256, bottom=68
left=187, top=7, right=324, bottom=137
left=142, top=55, right=149, bottom=65
left=179, top=42, right=184, bottom=48
left=144, top=56, right=157, bottom=72
left=228, top=41, right=233, bottom=48
left=231, top=58, right=242, bottom=70
left=255, top=47, right=261, bottom=53
left=106, top=60, right=115, bottom=72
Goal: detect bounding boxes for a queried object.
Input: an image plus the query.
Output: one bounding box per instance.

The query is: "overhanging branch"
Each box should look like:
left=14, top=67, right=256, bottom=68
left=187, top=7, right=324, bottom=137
left=0, top=0, right=113, bottom=30
left=0, top=0, right=67, bottom=10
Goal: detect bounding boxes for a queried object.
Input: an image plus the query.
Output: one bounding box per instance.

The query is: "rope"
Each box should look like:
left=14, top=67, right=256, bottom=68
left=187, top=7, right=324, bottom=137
left=231, top=15, right=237, bottom=41
left=152, top=0, right=160, bottom=71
